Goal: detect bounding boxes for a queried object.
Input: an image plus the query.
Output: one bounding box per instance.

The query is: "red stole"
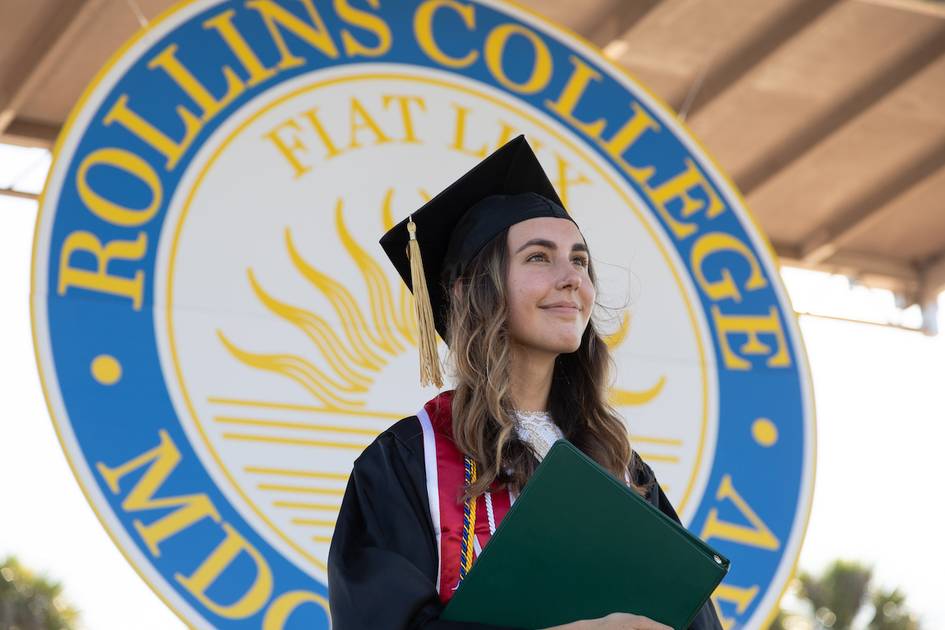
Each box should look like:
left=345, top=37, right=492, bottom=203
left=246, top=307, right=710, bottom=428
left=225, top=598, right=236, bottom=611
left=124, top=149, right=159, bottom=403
left=417, top=391, right=513, bottom=603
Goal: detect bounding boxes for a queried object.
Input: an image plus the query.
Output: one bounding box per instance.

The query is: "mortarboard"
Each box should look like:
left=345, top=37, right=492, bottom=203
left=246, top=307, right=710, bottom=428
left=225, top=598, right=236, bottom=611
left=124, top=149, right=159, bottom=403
left=379, top=135, right=578, bottom=388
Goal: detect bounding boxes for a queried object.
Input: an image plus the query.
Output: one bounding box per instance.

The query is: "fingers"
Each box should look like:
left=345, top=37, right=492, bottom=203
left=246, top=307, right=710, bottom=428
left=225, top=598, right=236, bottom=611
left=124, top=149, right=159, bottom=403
left=602, top=612, right=673, bottom=629
left=629, top=615, right=672, bottom=630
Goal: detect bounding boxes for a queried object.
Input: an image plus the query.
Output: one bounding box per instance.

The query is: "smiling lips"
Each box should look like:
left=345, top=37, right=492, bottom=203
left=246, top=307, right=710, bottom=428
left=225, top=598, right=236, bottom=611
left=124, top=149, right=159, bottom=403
left=539, top=302, right=582, bottom=314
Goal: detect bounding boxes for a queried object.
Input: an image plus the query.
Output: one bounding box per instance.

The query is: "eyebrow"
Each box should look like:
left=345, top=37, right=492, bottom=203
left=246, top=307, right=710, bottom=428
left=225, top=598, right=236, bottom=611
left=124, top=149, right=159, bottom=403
left=515, top=238, right=588, bottom=254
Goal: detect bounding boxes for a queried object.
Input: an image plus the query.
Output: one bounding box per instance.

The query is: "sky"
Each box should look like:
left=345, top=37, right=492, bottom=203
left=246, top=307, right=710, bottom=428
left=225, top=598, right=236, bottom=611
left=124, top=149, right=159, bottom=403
left=2, top=161, right=944, bottom=629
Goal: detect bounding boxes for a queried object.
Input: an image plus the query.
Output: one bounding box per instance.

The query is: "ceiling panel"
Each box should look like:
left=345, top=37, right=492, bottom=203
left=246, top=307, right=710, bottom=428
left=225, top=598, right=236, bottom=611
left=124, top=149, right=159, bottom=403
left=0, top=0, right=60, bottom=91
left=748, top=102, right=945, bottom=242
left=748, top=1, right=936, bottom=103
left=1, top=0, right=944, bottom=309
left=616, top=0, right=793, bottom=105
left=839, top=167, right=945, bottom=262
left=20, top=1, right=160, bottom=123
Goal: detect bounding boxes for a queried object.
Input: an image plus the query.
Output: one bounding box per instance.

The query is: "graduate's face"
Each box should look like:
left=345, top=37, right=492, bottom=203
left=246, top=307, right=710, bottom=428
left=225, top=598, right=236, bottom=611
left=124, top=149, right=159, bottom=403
left=505, top=217, right=595, bottom=357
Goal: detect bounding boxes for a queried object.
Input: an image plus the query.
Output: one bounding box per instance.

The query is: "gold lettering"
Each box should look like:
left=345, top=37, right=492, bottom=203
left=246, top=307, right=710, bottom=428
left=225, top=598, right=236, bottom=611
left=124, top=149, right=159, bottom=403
left=603, top=103, right=660, bottom=160
left=148, top=44, right=245, bottom=121
left=600, top=102, right=661, bottom=188
left=691, top=232, right=767, bottom=303
left=712, top=583, right=759, bottom=630
left=484, top=23, right=552, bottom=94
left=545, top=55, right=607, bottom=139
left=494, top=120, right=535, bottom=152
left=96, top=430, right=221, bottom=556
left=382, top=94, right=426, bottom=144
left=642, top=159, right=724, bottom=240
left=335, top=0, right=391, bottom=57
left=700, top=474, right=780, bottom=550
left=263, top=119, right=312, bottom=177
left=712, top=306, right=791, bottom=370
left=103, top=96, right=201, bottom=171
left=554, top=154, right=589, bottom=208
left=414, top=0, right=478, bottom=69
left=348, top=97, right=392, bottom=148
left=203, top=9, right=277, bottom=87
left=302, top=107, right=344, bottom=159
left=449, top=103, right=488, bottom=158
left=246, top=0, right=339, bottom=69
left=57, top=231, right=147, bottom=309
left=76, top=148, right=162, bottom=226
left=263, top=591, right=331, bottom=629
left=176, top=523, right=273, bottom=619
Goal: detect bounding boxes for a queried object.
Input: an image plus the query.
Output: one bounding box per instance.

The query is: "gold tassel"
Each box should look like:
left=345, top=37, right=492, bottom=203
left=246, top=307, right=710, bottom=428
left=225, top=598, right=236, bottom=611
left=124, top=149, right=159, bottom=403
left=407, top=217, right=444, bottom=388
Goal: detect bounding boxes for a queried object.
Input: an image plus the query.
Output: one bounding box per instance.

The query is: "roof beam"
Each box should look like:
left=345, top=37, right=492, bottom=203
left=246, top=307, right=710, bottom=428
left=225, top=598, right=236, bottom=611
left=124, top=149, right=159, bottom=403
left=782, top=241, right=944, bottom=335
left=586, top=0, right=660, bottom=50
left=918, top=254, right=945, bottom=335
left=796, top=310, right=925, bottom=334
left=734, top=24, right=945, bottom=197
left=677, top=0, right=840, bottom=120
left=771, top=240, right=801, bottom=262
left=824, top=252, right=918, bottom=290
left=774, top=240, right=920, bottom=295
left=920, top=253, right=945, bottom=303
left=0, top=117, right=61, bottom=148
left=855, top=0, right=945, bottom=20
left=798, top=134, right=945, bottom=264
left=0, top=188, right=39, bottom=202
left=918, top=253, right=945, bottom=334
left=0, top=0, right=105, bottom=136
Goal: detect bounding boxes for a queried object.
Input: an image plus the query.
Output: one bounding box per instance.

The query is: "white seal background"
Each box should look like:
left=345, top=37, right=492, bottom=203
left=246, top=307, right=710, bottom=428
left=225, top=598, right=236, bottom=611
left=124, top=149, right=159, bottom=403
left=154, top=63, right=718, bottom=581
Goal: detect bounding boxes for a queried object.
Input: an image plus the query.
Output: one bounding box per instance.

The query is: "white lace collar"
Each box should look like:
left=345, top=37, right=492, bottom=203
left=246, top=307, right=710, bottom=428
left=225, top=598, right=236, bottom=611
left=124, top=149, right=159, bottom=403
left=512, top=410, right=563, bottom=462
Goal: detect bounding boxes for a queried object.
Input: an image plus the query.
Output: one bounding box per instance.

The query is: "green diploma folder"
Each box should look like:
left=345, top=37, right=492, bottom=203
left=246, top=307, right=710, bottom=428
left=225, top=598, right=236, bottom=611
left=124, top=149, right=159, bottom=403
left=441, top=440, right=730, bottom=629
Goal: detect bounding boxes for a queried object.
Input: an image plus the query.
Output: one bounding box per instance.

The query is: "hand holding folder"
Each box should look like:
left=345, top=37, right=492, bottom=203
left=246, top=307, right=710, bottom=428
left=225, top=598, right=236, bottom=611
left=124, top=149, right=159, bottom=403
left=442, top=440, right=729, bottom=630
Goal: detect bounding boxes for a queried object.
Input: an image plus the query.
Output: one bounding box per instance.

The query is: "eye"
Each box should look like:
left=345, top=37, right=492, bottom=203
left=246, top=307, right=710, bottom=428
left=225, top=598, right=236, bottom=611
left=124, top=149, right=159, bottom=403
left=572, top=255, right=589, bottom=268
left=526, top=251, right=549, bottom=263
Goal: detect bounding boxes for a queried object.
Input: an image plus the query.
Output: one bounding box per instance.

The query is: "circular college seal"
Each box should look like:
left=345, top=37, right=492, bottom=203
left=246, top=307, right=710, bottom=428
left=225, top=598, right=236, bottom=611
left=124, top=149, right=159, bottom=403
left=32, top=1, right=815, bottom=627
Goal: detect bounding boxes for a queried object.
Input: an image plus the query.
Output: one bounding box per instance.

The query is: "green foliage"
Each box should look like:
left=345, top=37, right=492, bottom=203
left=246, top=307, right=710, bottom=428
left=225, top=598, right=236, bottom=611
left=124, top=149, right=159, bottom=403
left=0, top=556, right=80, bottom=630
left=798, top=559, right=872, bottom=629
left=769, top=559, right=920, bottom=630
left=767, top=609, right=789, bottom=630
left=869, top=588, right=919, bottom=630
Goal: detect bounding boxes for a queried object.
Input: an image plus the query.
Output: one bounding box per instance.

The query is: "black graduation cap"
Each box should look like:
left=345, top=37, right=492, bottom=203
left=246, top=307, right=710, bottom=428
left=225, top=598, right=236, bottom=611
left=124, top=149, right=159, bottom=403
left=379, top=135, right=576, bottom=387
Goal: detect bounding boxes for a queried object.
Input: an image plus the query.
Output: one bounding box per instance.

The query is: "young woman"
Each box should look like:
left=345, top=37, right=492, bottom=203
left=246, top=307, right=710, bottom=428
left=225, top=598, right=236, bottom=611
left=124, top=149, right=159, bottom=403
left=327, top=137, right=722, bottom=630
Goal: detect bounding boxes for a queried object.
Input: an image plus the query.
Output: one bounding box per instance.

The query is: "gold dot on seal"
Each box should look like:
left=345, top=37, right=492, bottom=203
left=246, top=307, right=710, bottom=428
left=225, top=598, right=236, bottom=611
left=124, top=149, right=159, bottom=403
left=751, top=418, right=778, bottom=447
left=91, top=354, right=122, bottom=385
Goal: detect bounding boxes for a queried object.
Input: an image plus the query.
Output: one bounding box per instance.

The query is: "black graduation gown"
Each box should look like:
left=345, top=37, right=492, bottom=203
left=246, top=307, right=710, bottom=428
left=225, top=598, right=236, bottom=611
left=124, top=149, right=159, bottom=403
left=327, top=417, right=724, bottom=630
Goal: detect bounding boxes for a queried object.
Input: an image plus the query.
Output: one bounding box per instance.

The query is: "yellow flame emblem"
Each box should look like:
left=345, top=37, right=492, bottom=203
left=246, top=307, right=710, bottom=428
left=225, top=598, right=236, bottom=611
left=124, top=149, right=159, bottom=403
left=218, top=189, right=664, bottom=411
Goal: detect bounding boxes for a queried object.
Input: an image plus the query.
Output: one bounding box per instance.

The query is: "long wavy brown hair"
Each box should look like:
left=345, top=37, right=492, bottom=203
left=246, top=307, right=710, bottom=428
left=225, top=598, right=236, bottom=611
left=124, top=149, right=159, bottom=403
left=445, top=227, right=648, bottom=499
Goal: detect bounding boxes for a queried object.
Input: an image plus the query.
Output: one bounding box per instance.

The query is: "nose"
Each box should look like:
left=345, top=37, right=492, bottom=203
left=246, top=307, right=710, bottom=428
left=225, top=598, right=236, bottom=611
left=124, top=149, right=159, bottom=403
left=556, top=262, right=583, bottom=291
